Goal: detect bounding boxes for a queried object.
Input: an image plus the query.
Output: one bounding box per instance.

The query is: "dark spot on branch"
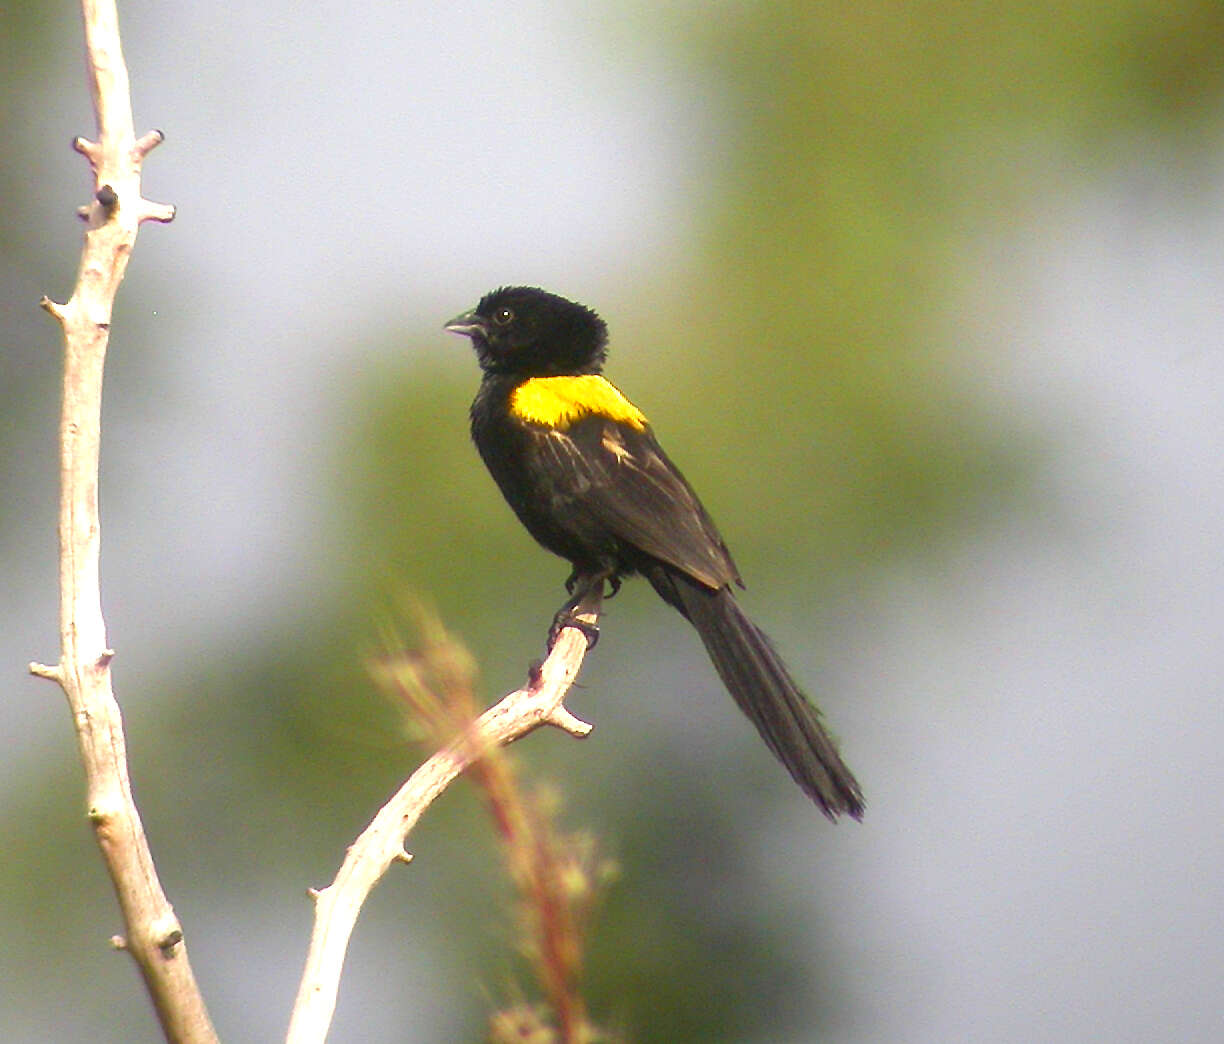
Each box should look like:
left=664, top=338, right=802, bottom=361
left=527, top=658, right=544, bottom=688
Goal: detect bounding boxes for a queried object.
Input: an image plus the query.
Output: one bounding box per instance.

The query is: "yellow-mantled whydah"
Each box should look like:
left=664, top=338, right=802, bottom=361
left=446, top=286, right=863, bottom=820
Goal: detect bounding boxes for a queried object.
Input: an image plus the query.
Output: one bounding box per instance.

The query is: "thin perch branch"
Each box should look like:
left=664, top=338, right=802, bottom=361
left=30, top=1, right=213, bottom=1041
left=286, top=591, right=603, bottom=1044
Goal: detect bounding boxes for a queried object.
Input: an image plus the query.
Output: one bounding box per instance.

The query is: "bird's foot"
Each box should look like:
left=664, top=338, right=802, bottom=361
left=548, top=608, right=600, bottom=652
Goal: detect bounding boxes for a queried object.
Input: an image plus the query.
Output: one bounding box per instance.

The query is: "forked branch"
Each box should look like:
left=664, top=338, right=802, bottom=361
left=286, top=592, right=602, bottom=1044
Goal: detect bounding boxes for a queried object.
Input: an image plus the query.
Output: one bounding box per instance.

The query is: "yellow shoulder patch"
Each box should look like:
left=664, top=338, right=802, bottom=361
left=510, top=375, right=648, bottom=432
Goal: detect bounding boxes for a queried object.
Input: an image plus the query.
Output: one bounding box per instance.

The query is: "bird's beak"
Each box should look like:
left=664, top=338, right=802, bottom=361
left=444, top=310, right=487, bottom=339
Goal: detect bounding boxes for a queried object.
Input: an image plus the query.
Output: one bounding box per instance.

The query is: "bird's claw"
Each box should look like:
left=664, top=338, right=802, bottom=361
left=548, top=610, right=600, bottom=652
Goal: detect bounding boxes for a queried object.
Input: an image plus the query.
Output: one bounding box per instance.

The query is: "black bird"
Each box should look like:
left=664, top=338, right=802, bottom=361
left=446, top=286, right=863, bottom=819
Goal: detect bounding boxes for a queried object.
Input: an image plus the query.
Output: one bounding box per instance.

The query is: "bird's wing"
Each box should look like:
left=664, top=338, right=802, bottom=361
left=524, top=414, right=742, bottom=590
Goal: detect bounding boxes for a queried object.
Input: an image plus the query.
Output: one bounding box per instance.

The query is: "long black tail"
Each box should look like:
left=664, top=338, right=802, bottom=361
left=645, top=565, right=864, bottom=820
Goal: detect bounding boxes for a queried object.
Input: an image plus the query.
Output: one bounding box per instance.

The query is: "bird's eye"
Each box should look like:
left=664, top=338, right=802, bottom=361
left=493, top=307, right=514, bottom=326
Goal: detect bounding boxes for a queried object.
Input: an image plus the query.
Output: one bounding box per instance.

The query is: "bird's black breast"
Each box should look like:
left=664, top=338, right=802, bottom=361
left=470, top=376, right=622, bottom=572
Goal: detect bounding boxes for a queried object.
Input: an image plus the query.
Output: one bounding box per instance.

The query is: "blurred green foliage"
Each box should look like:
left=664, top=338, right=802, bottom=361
left=3, top=1, right=1222, bottom=1041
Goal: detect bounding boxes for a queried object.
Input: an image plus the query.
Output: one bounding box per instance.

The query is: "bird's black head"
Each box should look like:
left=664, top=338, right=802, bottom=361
left=444, top=286, right=609, bottom=377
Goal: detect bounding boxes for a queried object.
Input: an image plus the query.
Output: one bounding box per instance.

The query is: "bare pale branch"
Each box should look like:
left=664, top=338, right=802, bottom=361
left=33, top=2, right=215, bottom=1041
left=286, top=591, right=602, bottom=1044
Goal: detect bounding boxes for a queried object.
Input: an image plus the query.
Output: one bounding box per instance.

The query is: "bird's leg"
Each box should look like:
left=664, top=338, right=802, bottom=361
left=548, top=570, right=611, bottom=651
